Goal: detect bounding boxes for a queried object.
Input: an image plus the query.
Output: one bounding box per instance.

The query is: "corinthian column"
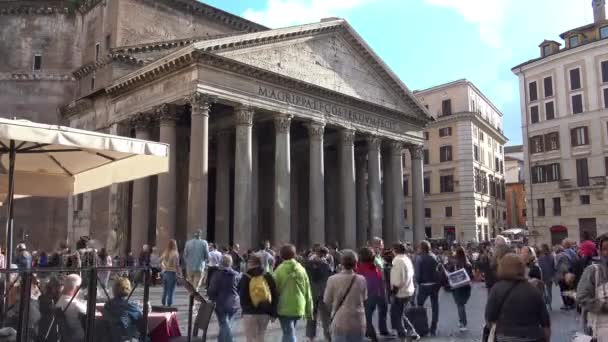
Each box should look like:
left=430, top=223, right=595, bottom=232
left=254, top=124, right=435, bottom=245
left=234, top=106, right=254, bottom=250
left=214, top=130, right=231, bottom=247
left=187, top=93, right=211, bottom=238
left=340, top=129, right=356, bottom=249
left=273, top=114, right=292, bottom=246
left=409, top=145, right=425, bottom=244
left=389, top=141, right=404, bottom=244
left=130, top=113, right=153, bottom=253
left=367, top=136, right=382, bottom=239
left=307, top=121, right=325, bottom=246
left=155, top=104, right=179, bottom=250
left=356, top=152, right=368, bottom=247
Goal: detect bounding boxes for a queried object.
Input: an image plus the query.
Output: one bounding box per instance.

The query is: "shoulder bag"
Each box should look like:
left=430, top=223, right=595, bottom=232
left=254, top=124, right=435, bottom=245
left=330, top=275, right=357, bottom=324
left=482, top=281, right=520, bottom=342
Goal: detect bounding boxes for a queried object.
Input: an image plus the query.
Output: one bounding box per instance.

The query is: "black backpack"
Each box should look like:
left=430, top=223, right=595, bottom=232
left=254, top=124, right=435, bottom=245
left=306, top=259, right=331, bottom=283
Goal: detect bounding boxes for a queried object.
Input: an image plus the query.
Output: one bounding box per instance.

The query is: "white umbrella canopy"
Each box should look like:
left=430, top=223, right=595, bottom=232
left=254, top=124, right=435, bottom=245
left=0, top=118, right=169, bottom=197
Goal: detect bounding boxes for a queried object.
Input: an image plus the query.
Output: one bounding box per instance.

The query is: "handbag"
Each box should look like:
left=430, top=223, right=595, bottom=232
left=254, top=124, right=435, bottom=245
left=330, top=275, right=357, bottom=324
left=482, top=282, right=520, bottom=342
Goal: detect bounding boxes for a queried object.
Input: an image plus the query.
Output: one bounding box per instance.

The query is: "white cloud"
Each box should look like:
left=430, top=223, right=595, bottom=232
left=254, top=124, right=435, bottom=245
left=424, top=0, right=509, bottom=48
left=243, top=0, right=374, bottom=28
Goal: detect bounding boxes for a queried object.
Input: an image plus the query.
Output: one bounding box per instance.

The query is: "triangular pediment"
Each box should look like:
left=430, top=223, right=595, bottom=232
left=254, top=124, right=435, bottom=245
left=216, top=32, right=407, bottom=112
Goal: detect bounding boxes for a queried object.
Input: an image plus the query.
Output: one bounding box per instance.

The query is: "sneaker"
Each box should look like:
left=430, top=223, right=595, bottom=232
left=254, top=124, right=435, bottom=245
left=459, top=326, right=468, bottom=332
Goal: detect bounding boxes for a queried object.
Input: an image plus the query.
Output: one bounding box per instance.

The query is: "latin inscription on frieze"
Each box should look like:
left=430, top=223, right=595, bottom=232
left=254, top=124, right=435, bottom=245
left=258, top=86, right=398, bottom=131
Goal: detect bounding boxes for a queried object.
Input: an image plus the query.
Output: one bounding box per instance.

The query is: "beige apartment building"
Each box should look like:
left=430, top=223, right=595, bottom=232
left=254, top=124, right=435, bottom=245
left=512, top=0, right=608, bottom=245
left=407, top=80, right=508, bottom=243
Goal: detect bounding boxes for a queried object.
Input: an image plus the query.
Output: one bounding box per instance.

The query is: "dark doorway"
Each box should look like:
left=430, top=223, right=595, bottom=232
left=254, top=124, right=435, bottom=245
left=579, top=218, right=597, bottom=241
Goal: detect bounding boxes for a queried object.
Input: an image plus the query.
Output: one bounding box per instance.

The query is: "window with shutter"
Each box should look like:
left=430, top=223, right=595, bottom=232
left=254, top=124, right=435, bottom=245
left=544, top=132, right=559, bottom=151
left=537, top=199, right=545, bottom=217
left=530, top=105, right=540, bottom=123
left=530, top=136, right=544, bottom=153
left=440, top=175, right=454, bottom=192
left=576, top=158, right=589, bottom=186
left=445, top=207, right=452, bottom=217
left=474, top=145, right=479, bottom=161
left=571, top=127, right=588, bottom=146
left=604, top=88, right=608, bottom=109
left=424, top=177, right=430, bottom=194
left=425, top=208, right=431, bottom=218
left=570, top=68, right=582, bottom=90
left=544, top=76, right=553, bottom=97
left=553, top=197, right=561, bottom=216
left=572, top=94, right=583, bottom=114
left=442, top=99, right=452, bottom=116
left=602, top=61, right=608, bottom=83
left=528, top=81, right=538, bottom=101
left=423, top=149, right=429, bottom=165
left=440, top=145, right=452, bottom=162
left=545, top=101, right=555, bottom=120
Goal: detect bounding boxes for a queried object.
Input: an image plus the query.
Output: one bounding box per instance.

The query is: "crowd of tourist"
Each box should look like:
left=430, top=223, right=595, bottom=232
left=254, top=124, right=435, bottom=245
left=0, top=230, right=606, bottom=342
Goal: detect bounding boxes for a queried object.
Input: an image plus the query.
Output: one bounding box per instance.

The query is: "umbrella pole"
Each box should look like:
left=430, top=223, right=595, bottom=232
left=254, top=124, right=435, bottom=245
left=5, top=140, right=15, bottom=268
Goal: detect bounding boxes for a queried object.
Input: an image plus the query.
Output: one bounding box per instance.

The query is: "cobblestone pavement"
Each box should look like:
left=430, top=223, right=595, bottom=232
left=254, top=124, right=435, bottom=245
left=133, top=282, right=580, bottom=342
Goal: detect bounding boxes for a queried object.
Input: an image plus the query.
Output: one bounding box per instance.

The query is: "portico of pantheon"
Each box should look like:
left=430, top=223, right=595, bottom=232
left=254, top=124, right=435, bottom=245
left=65, top=18, right=433, bottom=252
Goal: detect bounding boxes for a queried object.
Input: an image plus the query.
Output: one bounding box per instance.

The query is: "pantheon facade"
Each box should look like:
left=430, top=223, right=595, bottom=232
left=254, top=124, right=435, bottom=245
left=2, top=0, right=432, bottom=252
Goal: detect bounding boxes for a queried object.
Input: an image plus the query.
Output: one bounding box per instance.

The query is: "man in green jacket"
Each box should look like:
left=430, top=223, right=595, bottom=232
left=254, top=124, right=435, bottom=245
left=274, top=244, right=313, bottom=342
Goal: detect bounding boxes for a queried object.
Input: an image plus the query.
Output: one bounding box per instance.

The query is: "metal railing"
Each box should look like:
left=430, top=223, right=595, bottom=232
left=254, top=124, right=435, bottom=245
left=0, top=266, right=151, bottom=342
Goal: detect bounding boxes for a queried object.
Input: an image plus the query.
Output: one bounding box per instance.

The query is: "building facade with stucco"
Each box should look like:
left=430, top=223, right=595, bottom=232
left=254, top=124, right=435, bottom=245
left=407, top=80, right=507, bottom=244
left=512, top=0, right=608, bottom=245
left=0, top=0, right=432, bottom=253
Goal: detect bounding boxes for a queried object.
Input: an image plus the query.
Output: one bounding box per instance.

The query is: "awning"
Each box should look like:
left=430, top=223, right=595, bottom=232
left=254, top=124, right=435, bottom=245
left=550, top=225, right=568, bottom=233
left=0, top=118, right=169, bottom=197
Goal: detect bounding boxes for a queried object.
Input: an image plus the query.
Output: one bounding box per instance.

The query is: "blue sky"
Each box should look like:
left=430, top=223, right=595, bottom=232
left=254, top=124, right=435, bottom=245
left=203, top=0, right=595, bottom=145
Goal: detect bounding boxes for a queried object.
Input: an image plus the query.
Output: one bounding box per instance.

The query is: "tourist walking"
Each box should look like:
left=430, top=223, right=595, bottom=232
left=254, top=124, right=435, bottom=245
left=230, top=243, right=245, bottom=272
left=520, top=246, right=542, bottom=281
left=207, top=243, right=222, bottom=289
left=538, top=244, right=556, bottom=309
left=160, top=239, right=181, bottom=307
left=238, top=253, right=278, bottom=342
left=55, top=274, right=87, bottom=342
left=208, top=254, right=241, bottom=342
left=446, top=247, right=473, bottom=332
left=370, top=237, right=391, bottom=336
left=577, top=234, right=608, bottom=340
left=389, top=242, right=416, bottom=339
left=324, top=249, right=367, bottom=342
left=98, top=248, right=112, bottom=290
left=485, top=253, right=551, bottom=342
left=15, top=243, right=32, bottom=269
left=274, top=244, right=313, bottom=342
left=304, top=247, right=332, bottom=341
left=356, top=247, right=385, bottom=341
left=415, top=240, right=440, bottom=336
left=556, top=238, right=578, bottom=310
left=184, top=230, right=209, bottom=291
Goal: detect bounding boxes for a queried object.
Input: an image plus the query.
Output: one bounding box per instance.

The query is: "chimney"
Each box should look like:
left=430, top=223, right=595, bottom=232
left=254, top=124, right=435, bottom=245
left=593, top=0, right=606, bottom=23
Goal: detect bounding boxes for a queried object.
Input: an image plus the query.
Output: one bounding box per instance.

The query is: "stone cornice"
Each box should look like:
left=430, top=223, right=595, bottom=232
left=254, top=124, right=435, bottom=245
left=106, top=50, right=428, bottom=127
left=0, top=72, right=74, bottom=81
left=60, top=98, right=94, bottom=117
left=134, top=0, right=267, bottom=33
left=72, top=54, right=145, bottom=80
left=0, top=1, right=69, bottom=15
left=431, top=112, right=508, bottom=144
left=111, top=32, right=246, bottom=55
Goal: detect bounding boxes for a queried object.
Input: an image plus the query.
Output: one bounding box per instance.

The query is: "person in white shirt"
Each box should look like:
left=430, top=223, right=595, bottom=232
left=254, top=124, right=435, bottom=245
left=55, top=274, right=87, bottom=342
left=390, top=242, right=416, bottom=339
left=206, top=243, right=223, bottom=289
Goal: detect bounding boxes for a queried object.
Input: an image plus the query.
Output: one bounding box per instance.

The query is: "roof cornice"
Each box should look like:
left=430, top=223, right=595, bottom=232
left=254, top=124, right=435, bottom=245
left=0, top=1, right=69, bottom=15
left=133, top=0, right=267, bottom=32
left=0, top=72, right=74, bottom=81
left=105, top=50, right=429, bottom=126
left=111, top=32, right=246, bottom=55
left=429, top=112, right=508, bottom=143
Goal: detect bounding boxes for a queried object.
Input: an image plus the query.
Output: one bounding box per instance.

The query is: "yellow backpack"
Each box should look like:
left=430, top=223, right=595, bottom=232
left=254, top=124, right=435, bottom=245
left=249, top=275, right=272, bottom=307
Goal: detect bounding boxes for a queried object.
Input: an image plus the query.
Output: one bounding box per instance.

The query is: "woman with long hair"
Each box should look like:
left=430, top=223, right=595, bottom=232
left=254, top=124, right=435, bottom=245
left=447, top=246, right=473, bottom=332
left=160, top=239, right=181, bottom=307
left=520, top=246, right=542, bottom=281
left=537, top=244, right=555, bottom=309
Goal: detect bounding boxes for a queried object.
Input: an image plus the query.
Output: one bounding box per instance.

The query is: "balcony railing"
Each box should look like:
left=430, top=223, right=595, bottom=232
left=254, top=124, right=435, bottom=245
left=558, top=177, right=606, bottom=190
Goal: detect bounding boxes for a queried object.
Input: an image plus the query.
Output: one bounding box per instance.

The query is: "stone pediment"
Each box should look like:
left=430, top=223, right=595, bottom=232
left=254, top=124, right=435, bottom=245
left=217, top=32, right=406, bottom=112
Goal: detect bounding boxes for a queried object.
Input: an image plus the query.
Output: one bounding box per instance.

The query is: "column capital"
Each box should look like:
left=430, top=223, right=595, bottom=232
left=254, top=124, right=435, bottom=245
left=408, top=144, right=424, bottom=160
left=339, top=129, right=356, bottom=144
left=235, top=106, right=254, bottom=126
left=274, top=114, right=293, bottom=134
left=187, top=92, right=214, bottom=116
left=129, top=112, right=155, bottom=130
left=306, top=121, right=325, bottom=140
left=389, top=140, right=404, bottom=155
left=366, top=135, right=382, bottom=150
left=155, top=104, right=180, bottom=123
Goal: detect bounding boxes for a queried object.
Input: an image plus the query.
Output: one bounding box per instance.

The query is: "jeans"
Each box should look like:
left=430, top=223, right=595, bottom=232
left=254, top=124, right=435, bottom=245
left=216, top=310, right=236, bottom=342
left=162, top=271, right=177, bottom=306
left=332, top=333, right=365, bottom=342
left=279, top=317, right=299, bottom=342
left=452, top=286, right=471, bottom=327
left=364, top=294, right=390, bottom=340
left=390, top=296, right=411, bottom=338
left=544, top=281, right=553, bottom=308
left=416, top=284, right=439, bottom=333
left=558, top=280, right=575, bottom=307
left=306, top=296, right=330, bottom=340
